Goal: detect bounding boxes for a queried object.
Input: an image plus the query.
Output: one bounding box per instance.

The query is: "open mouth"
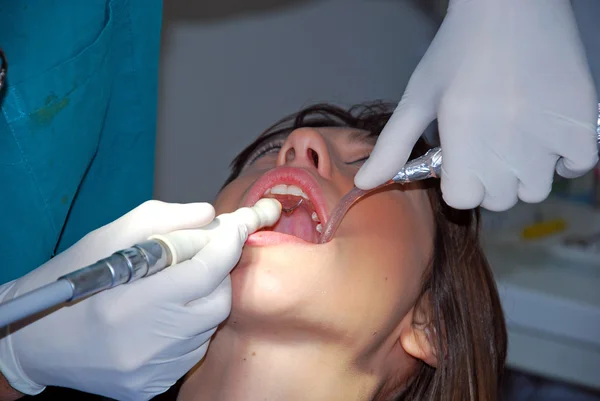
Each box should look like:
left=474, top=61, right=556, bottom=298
left=243, top=167, right=329, bottom=245
left=262, top=187, right=322, bottom=243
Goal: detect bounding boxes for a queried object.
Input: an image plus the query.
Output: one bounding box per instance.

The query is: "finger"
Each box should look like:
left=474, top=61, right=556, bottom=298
left=553, top=123, right=598, bottom=179
left=480, top=172, right=519, bottom=212
left=153, top=336, right=213, bottom=377
left=517, top=153, right=557, bottom=204
left=152, top=222, right=244, bottom=304
left=538, top=110, right=598, bottom=179
left=437, top=108, right=486, bottom=210
left=556, top=151, right=598, bottom=179
left=355, top=99, right=435, bottom=189
left=172, top=340, right=213, bottom=375
left=95, top=201, right=216, bottom=249
left=440, top=166, right=485, bottom=210
left=186, top=275, right=232, bottom=334
left=121, top=201, right=216, bottom=237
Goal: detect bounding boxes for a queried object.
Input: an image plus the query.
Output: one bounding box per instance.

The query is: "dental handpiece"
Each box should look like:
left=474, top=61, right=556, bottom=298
left=318, top=147, right=442, bottom=243
left=0, top=199, right=282, bottom=328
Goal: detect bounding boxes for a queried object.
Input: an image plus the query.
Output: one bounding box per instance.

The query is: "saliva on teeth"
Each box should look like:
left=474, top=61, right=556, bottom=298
left=263, top=184, right=322, bottom=234
left=312, top=212, right=322, bottom=233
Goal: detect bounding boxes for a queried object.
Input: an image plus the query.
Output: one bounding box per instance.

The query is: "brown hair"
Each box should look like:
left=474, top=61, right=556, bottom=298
left=223, top=101, right=507, bottom=401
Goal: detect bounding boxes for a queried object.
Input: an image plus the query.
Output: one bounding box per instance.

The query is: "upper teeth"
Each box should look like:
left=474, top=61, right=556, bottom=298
left=263, top=184, right=322, bottom=229
left=264, top=184, right=309, bottom=200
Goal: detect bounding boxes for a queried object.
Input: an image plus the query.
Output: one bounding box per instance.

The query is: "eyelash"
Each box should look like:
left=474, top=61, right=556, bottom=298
left=244, top=136, right=370, bottom=166
left=348, top=155, right=370, bottom=165
left=246, top=138, right=286, bottom=165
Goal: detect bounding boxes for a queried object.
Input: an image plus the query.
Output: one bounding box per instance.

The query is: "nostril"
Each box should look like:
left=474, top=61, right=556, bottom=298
left=308, top=149, right=319, bottom=168
left=285, top=148, right=296, bottom=163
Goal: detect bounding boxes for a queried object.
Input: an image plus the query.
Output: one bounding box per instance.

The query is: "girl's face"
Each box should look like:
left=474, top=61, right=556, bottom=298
left=215, top=126, right=435, bottom=356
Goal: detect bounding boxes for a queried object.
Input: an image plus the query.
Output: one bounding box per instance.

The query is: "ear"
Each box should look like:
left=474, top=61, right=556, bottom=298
left=399, top=293, right=438, bottom=368
left=400, top=324, right=437, bottom=368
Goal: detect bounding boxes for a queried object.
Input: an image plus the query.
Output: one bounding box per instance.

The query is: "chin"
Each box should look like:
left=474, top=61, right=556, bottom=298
left=227, top=242, right=339, bottom=327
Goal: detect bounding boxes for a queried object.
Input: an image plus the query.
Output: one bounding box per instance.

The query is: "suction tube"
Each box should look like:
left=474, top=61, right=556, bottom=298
left=0, top=199, right=282, bottom=328
left=0, top=281, right=73, bottom=328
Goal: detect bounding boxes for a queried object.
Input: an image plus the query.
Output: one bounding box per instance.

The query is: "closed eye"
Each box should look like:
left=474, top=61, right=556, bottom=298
left=244, top=136, right=287, bottom=166
left=347, top=155, right=370, bottom=166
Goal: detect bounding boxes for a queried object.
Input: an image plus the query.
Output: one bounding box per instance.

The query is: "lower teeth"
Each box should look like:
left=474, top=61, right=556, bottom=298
left=316, top=224, right=323, bottom=233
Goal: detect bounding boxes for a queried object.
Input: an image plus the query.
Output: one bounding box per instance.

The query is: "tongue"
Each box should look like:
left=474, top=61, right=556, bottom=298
left=271, top=206, right=318, bottom=243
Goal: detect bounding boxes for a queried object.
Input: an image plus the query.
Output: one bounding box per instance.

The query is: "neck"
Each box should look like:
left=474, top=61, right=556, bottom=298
left=178, top=326, right=383, bottom=401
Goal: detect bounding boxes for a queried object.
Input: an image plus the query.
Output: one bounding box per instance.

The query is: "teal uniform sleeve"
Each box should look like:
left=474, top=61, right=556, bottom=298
left=0, top=0, right=162, bottom=283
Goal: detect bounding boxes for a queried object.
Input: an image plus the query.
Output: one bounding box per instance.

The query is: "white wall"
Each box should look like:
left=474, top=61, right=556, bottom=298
left=155, top=0, right=436, bottom=202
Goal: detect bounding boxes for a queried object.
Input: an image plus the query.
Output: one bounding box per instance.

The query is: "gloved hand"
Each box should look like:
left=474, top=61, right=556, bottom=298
left=355, top=0, right=599, bottom=211
left=0, top=200, right=246, bottom=400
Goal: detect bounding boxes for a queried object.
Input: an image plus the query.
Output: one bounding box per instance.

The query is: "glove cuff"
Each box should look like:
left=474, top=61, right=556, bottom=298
left=0, top=281, right=46, bottom=395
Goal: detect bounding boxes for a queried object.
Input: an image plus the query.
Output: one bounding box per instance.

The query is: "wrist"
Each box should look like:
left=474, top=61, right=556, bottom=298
left=0, top=282, right=45, bottom=397
left=0, top=373, right=24, bottom=401
left=0, top=333, right=46, bottom=396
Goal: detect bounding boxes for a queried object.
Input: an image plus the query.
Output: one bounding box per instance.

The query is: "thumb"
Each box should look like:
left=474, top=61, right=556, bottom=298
left=355, top=99, right=435, bottom=189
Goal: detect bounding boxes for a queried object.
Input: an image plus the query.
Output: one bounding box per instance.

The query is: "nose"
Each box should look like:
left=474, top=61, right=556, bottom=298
left=276, top=127, right=332, bottom=179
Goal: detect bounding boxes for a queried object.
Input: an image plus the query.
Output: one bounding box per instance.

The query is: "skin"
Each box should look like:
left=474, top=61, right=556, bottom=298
left=178, top=127, right=437, bottom=401
left=0, top=378, right=22, bottom=401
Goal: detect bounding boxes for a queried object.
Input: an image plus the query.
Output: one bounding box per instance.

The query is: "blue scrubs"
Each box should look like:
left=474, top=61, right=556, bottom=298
left=0, top=0, right=162, bottom=283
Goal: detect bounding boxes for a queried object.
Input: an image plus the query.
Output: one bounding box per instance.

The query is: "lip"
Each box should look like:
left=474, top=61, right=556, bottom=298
left=246, top=231, right=313, bottom=247
left=243, top=166, right=330, bottom=225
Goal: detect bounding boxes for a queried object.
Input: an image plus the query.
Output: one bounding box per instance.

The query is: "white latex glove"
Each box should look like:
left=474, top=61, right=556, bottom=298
left=0, top=200, right=246, bottom=400
left=355, top=0, right=599, bottom=211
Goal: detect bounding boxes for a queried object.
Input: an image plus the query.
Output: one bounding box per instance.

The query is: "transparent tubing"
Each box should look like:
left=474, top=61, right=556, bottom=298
left=319, top=147, right=442, bottom=244
left=318, top=187, right=376, bottom=243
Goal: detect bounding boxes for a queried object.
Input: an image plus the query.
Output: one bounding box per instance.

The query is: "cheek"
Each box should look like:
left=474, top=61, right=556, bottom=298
left=331, top=192, right=433, bottom=336
left=214, top=178, right=253, bottom=214
left=338, top=191, right=432, bottom=273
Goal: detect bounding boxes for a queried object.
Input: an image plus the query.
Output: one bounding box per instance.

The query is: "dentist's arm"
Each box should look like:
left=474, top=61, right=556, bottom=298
left=355, top=0, right=598, bottom=211
left=0, top=201, right=244, bottom=401
left=0, top=375, right=22, bottom=401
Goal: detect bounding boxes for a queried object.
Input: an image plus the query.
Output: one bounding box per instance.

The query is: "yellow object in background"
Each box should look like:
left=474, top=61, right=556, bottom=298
left=521, top=219, right=567, bottom=240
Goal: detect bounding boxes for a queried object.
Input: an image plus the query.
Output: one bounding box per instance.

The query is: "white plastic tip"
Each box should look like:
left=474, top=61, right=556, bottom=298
left=252, top=198, right=282, bottom=227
